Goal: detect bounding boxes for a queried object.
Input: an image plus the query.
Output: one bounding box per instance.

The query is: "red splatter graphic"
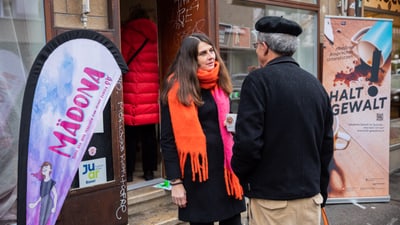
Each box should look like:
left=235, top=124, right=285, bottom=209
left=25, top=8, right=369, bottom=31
left=334, top=61, right=385, bottom=87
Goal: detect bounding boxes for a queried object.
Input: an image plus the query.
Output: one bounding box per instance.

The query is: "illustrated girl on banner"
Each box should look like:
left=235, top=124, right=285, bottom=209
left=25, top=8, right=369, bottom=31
left=29, top=161, right=58, bottom=225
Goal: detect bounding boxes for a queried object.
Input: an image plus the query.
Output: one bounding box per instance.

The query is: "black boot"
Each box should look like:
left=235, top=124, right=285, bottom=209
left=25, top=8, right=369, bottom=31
left=143, top=171, right=154, bottom=181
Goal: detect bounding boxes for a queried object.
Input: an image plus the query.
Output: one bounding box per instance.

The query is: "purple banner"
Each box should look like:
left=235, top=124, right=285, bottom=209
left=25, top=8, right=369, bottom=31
left=18, top=30, right=128, bottom=225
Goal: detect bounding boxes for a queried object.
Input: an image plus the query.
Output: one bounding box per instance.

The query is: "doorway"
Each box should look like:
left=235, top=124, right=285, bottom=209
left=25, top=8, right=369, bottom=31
left=119, top=0, right=163, bottom=190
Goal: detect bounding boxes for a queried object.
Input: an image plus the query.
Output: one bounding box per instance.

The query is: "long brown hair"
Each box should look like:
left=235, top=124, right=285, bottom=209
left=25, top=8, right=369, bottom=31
left=160, top=33, right=232, bottom=106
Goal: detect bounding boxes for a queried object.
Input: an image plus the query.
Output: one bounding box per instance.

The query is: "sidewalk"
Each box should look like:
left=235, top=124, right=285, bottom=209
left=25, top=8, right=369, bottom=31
left=168, top=168, right=400, bottom=225
left=127, top=168, right=400, bottom=225
left=324, top=168, right=400, bottom=225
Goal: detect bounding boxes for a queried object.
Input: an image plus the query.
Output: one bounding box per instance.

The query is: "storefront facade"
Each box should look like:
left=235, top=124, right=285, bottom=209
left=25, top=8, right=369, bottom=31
left=0, top=0, right=399, bottom=224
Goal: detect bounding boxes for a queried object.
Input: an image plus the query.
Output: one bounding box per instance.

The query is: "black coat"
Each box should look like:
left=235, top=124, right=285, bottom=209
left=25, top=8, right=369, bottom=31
left=231, top=56, right=334, bottom=207
left=160, top=89, right=245, bottom=223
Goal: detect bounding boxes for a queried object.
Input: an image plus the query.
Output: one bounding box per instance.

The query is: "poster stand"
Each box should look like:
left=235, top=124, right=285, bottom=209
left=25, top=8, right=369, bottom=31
left=322, top=16, right=393, bottom=204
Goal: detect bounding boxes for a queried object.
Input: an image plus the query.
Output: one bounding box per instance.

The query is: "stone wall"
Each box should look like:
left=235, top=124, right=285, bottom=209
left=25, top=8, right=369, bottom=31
left=53, top=0, right=109, bottom=29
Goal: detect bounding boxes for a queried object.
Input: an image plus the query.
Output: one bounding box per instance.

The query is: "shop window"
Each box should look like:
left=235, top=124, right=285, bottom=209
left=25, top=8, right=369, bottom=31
left=0, top=0, right=45, bottom=220
left=265, top=5, right=318, bottom=75
left=219, top=1, right=318, bottom=112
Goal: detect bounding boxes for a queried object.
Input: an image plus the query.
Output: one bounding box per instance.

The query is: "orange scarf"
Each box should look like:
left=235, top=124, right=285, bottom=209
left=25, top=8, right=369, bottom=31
left=167, top=61, right=243, bottom=199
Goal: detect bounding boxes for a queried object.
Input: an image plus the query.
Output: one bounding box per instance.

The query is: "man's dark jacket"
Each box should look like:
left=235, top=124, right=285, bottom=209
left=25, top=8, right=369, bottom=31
left=231, top=56, right=334, bottom=206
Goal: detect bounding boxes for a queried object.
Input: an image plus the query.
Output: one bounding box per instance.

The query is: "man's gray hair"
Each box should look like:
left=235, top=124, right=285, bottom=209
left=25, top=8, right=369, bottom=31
left=257, top=31, right=298, bottom=56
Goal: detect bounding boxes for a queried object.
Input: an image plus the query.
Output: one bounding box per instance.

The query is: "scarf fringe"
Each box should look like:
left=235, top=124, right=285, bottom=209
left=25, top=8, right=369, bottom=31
left=179, top=151, right=209, bottom=182
left=224, top=168, right=243, bottom=200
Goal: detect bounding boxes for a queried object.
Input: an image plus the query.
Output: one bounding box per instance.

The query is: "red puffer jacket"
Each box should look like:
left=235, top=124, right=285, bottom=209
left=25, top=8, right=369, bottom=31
left=121, top=18, right=159, bottom=126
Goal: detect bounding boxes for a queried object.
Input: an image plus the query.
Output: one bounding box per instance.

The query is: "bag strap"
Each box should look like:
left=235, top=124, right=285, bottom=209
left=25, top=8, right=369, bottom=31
left=322, top=208, right=330, bottom=225
left=126, top=38, right=149, bottom=66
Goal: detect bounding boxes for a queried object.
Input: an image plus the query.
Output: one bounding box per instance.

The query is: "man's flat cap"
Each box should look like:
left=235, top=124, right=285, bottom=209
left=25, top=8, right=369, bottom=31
left=255, top=16, right=302, bottom=36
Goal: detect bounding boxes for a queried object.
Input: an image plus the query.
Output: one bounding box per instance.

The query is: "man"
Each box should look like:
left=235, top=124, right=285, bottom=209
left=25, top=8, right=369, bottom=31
left=231, top=16, right=334, bottom=225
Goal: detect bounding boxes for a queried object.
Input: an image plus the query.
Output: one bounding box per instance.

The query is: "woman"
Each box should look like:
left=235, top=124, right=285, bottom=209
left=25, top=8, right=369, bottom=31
left=29, top=161, right=58, bottom=225
left=160, top=33, right=245, bottom=225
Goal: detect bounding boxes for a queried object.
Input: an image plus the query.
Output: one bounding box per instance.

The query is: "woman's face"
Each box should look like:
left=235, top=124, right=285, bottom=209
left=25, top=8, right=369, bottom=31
left=197, top=41, right=216, bottom=71
left=41, top=165, right=51, bottom=176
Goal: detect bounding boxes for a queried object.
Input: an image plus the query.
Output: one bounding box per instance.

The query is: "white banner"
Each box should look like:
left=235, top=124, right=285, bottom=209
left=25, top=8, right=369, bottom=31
left=322, top=16, right=392, bottom=203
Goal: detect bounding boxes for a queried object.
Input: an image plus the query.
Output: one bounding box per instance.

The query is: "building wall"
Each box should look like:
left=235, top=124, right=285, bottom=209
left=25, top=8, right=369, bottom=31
left=53, top=0, right=109, bottom=29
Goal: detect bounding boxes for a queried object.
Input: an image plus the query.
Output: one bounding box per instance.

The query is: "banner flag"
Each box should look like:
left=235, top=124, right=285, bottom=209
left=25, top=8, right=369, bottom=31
left=17, top=29, right=128, bottom=225
left=322, top=16, right=392, bottom=203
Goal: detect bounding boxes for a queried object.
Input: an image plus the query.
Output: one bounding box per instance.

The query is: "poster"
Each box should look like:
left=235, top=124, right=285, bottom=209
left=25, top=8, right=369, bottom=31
left=322, top=16, right=392, bottom=203
left=17, top=29, right=128, bottom=225
left=78, top=157, right=107, bottom=188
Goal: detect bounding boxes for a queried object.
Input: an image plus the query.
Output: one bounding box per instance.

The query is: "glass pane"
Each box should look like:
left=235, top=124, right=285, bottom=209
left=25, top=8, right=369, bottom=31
left=264, top=5, right=318, bottom=76
left=0, top=0, right=46, bottom=221
left=288, top=0, right=316, bottom=4
left=218, top=1, right=318, bottom=112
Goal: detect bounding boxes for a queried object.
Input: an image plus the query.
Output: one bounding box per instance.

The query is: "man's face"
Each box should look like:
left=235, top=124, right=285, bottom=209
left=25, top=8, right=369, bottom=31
left=254, top=41, right=268, bottom=67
